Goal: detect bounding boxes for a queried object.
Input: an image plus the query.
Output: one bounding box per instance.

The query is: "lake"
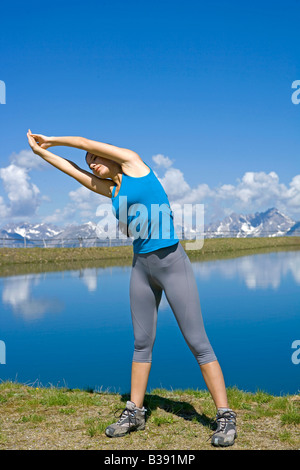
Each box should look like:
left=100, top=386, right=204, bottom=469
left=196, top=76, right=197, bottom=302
left=0, top=250, right=299, bottom=396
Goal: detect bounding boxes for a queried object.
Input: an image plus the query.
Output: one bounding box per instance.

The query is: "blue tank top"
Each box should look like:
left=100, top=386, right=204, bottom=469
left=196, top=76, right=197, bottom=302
left=111, top=163, right=179, bottom=254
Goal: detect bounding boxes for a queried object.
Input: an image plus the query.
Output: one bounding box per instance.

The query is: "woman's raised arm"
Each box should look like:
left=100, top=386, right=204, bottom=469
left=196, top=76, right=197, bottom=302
left=27, top=131, right=114, bottom=198
left=29, top=132, right=141, bottom=165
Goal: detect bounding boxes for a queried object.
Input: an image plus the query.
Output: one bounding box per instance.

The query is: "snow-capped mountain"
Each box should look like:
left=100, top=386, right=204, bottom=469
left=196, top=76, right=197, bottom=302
left=0, top=208, right=299, bottom=248
left=286, top=221, right=300, bottom=236
left=0, top=222, right=63, bottom=247
left=50, top=221, right=126, bottom=247
left=0, top=221, right=130, bottom=248
left=205, top=208, right=296, bottom=238
left=1, top=222, right=62, bottom=239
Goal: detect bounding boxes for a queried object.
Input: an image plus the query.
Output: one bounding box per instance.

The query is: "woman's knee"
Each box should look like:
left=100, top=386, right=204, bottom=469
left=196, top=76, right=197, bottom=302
left=132, top=333, right=155, bottom=363
left=192, top=343, right=217, bottom=365
left=185, top=334, right=217, bottom=366
left=133, top=345, right=153, bottom=363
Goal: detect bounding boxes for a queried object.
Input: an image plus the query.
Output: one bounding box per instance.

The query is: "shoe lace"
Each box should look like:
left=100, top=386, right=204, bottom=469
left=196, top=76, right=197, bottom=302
left=114, top=407, right=136, bottom=428
left=209, top=410, right=236, bottom=440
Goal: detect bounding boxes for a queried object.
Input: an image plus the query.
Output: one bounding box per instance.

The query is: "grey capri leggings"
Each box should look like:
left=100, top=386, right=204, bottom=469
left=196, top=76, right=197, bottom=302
left=129, top=241, right=217, bottom=366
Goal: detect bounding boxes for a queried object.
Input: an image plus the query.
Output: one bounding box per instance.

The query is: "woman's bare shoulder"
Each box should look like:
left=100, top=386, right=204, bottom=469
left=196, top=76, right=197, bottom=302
left=121, top=154, right=151, bottom=177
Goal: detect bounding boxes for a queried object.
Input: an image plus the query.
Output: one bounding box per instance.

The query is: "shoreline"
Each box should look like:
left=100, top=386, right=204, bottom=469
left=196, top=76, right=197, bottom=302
left=0, top=237, right=299, bottom=277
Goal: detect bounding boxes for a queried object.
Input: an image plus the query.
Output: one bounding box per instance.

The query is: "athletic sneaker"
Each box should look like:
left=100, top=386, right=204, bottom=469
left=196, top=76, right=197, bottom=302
left=105, top=400, right=146, bottom=438
left=211, top=409, right=237, bottom=447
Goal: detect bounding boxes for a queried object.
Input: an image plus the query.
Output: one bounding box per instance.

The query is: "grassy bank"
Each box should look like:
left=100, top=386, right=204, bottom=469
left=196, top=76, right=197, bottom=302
left=0, top=237, right=299, bottom=276
left=0, top=381, right=299, bottom=450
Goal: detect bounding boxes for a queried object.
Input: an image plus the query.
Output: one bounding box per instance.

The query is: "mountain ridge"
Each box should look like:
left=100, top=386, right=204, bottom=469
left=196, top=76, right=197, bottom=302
left=0, top=208, right=299, bottom=248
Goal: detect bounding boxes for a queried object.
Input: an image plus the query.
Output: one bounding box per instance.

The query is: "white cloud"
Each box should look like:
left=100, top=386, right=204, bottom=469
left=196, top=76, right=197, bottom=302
left=152, top=153, right=173, bottom=168
left=0, top=149, right=48, bottom=221
left=1, top=148, right=300, bottom=227
left=42, top=207, right=75, bottom=225
left=9, top=149, right=47, bottom=170
left=158, top=167, right=191, bottom=199
left=69, top=185, right=107, bottom=220
left=213, top=171, right=299, bottom=219
left=43, top=185, right=107, bottom=225
left=0, top=163, right=41, bottom=217
left=228, top=171, right=285, bottom=205
left=285, top=175, right=300, bottom=209
left=0, top=195, right=8, bottom=218
left=152, top=154, right=300, bottom=222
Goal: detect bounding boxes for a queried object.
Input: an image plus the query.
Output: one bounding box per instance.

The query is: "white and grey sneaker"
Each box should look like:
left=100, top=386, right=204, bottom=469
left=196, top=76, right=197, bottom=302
left=105, top=401, right=146, bottom=438
left=211, top=409, right=237, bottom=447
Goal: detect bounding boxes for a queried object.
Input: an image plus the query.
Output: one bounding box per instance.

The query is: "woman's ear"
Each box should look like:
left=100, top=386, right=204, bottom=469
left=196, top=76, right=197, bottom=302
left=85, top=152, right=92, bottom=165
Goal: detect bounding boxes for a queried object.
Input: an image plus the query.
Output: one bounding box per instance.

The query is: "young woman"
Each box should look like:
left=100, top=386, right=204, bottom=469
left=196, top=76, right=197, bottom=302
left=27, top=130, right=237, bottom=447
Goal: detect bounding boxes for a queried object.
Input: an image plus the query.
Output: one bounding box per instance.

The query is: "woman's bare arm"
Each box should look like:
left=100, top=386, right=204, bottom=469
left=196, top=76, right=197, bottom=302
left=29, top=133, right=141, bottom=165
left=27, top=131, right=114, bottom=198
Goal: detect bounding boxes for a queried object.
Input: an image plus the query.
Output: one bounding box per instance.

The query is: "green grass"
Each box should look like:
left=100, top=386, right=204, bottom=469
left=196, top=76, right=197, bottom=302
left=0, top=237, right=299, bottom=275
left=0, top=381, right=299, bottom=450
left=0, top=237, right=299, bottom=280
left=281, top=405, right=300, bottom=425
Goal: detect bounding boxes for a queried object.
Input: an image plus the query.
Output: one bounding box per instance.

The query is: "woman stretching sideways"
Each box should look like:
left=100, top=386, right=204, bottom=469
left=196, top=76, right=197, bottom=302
left=27, top=130, right=237, bottom=447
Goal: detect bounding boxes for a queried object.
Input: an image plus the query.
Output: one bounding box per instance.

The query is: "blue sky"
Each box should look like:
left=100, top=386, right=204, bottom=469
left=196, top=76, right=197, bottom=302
left=0, top=0, right=299, bottom=227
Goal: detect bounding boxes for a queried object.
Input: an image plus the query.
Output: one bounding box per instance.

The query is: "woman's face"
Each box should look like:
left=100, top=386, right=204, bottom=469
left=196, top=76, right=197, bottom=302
left=86, top=152, right=117, bottom=179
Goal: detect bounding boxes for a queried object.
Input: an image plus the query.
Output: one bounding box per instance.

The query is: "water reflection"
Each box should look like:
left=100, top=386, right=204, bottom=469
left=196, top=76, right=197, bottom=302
left=3, top=250, right=300, bottom=321
left=2, top=274, right=64, bottom=320
left=192, top=251, right=300, bottom=289
left=0, top=250, right=299, bottom=395
left=71, top=268, right=98, bottom=292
